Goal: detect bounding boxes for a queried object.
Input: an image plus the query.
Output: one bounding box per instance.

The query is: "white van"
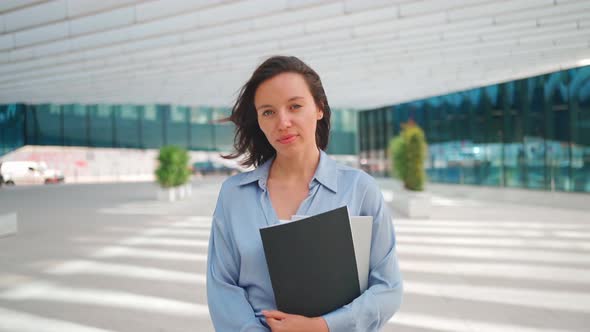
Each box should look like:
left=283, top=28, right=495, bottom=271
left=0, top=161, right=48, bottom=185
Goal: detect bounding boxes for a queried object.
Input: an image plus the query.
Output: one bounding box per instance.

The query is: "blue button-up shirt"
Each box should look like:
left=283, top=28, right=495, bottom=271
left=207, top=150, right=403, bottom=331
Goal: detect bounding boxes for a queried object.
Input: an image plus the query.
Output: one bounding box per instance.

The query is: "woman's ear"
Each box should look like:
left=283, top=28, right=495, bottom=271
left=317, top=109, right=324, bottom=120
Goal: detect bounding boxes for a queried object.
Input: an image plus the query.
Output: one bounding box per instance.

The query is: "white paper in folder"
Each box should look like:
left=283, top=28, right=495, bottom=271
left=291, top=215, right=373, bottom=293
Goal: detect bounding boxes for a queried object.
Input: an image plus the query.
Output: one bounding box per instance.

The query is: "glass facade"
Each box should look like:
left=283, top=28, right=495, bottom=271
left=0, top=104, right=25, bottom=157
left=1, top=104, right=357, bottom=157
left=88, top=104, right=115, bottom=148
left=327, top=108, right=358, bottom=155
left=359, top=65, right=590, bottom=193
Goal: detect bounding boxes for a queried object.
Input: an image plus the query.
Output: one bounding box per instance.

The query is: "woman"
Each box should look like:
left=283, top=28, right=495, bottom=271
left=207, top=56, right=403, bottom=331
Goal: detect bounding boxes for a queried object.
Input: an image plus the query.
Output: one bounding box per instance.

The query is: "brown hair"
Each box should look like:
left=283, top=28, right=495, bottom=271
left=222, top=55, right=331, bottom=168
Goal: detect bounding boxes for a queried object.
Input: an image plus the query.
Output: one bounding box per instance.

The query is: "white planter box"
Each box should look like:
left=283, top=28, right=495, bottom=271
left=157, top=187, right=176, bottom=202
left=157, top=183, right=192, bottom=202
left=378, top=178, right=432, bottom=219
left=177, top=185, right=186, bottom=200
left=394, top=189, right=432, bottom=219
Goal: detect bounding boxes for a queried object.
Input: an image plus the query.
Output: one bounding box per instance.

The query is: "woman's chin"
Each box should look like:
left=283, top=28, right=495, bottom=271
left=273, top=142, right=301, bottom=155
left=274, top=142, right=320, bottom=158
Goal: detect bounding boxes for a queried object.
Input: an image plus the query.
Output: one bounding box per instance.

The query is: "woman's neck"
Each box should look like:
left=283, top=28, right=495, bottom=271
left=270, top=148, right=320, bottom=184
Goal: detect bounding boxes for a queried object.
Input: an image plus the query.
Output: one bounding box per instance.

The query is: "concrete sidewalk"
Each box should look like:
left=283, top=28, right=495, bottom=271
left=374, top=178, right=590, bottom=332
left=376, top=177, right=589, bottom=221
left=0, top=178, right=588, bottom=332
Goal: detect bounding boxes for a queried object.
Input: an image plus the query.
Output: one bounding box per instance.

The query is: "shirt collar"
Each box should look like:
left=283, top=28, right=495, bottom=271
left=238, top=150, right=338, bottom=193
left=239, top=155, right=273, bottom=190
left=313, top=150, right=338, bottom=193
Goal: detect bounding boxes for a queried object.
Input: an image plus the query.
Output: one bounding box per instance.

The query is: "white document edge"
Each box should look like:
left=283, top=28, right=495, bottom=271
left=291, top=214, right=373, bottom=293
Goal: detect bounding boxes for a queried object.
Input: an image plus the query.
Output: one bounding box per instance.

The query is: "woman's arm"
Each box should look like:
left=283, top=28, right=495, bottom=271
left=207, top=191, right=269, bottom=332
left=321, top=177, right=403, bottom=332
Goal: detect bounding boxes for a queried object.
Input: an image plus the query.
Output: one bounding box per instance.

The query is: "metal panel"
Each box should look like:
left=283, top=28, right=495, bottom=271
left=14, top=21, right=68, bottom=47
left=69, top=6, right=135, bottom=36
left=4, top=0, right=66, bottom=32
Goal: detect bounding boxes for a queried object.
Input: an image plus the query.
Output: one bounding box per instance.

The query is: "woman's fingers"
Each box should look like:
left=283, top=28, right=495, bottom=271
left=262, top=310, right=289, bottom=320
left=266, top=317, right=281, bottom=330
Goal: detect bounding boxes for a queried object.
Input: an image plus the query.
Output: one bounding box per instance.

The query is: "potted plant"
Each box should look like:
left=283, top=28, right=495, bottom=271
left=155, top=146, right=192, bottom=201
left=388, top=120, right=431, bottom=218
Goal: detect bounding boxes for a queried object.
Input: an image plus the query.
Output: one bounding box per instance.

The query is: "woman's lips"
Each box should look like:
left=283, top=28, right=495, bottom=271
left=278, top=134, right=297, bottom=144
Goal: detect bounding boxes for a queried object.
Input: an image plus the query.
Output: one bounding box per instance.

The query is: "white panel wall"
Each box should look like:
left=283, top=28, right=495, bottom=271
left=0, top=0, right=587, bottom=108
left=135, top=0, right=223, bottom=22
left=66, top=0, right=139, bottom=17
left=0, top=0, right=45, bottom=14
left=14, top=21, right=68, bottom=47
left=4, top=0, right=67, bottom=31
left=69, top=7, right=135, bottom=36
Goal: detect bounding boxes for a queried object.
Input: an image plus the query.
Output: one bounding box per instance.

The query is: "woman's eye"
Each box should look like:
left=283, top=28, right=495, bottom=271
left=290, top=104, right=301, bottom=110
left=262, top=110, right=274, bottom=117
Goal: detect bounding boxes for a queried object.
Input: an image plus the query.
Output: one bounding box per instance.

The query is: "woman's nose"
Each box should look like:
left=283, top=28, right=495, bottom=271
left=276, top=110, right=292, bottom=130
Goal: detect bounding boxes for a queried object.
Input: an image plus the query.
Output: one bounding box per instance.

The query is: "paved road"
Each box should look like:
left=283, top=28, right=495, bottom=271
left=0, top=177, right=589, bottom=332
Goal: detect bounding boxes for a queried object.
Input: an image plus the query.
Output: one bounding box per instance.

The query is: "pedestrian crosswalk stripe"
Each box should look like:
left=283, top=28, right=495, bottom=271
left=390, top=311, right=577, bottom=332
left=398, top=235, right=590, bottom=250
left=0, top=307, right=117, bottom=332
left=395, top=220, right=590, bottom=230
left=120, top=236, right=209, bottom=247
left=92, top=246, right=207, bottom=261
left=47, top=260, right=206, bottom=284
left=401, top=260, right=590, bottom=284
left=0, top=281, right=210, bottom=317
left=404, top=280, right=590, bottom=314
left=143, top=228, right=211, bottom=237
left=398, top=244, right=590, bottom=264
left=397, top=226, right=546, bottom=237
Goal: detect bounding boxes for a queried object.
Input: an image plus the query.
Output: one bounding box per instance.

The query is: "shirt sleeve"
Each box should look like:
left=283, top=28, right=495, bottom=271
left=322, top=177, right=403, bottom=332
left=206, top=187, right=270, bottom=332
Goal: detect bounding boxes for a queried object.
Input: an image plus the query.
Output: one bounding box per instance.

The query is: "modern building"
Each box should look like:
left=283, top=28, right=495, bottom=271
left=0, top=104, right=356, bottom=155
left=0, top=104, right=357, bottom=182
left=359, top=65, right=590, bottom=193
left=0, top=0, right=588, bottom=192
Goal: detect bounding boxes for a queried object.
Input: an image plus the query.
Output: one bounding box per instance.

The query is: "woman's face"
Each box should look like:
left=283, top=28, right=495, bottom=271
left=254, top=72, right=323, bottom=157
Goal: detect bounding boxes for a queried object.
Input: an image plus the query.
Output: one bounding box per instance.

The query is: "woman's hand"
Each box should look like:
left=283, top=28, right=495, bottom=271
left=262, top=310, right=329, bottom=332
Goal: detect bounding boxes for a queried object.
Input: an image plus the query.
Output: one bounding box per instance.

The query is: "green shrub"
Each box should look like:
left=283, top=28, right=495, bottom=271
left=388, top=121, right=427, bottom=191
left=155, top=146, right=191, bottom=188
left=388, top=135, right=406, bottom=180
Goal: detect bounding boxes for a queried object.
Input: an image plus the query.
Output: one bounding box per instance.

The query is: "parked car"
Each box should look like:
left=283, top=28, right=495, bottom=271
left=41, top=167, right=65, bottom=184
left=0, top=161, right=65, bottom=186
left=192, top=160, right=238, bottom=176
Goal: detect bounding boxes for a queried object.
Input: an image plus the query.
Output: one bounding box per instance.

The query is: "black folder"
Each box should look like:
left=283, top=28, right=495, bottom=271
left=259, top=206, right=360, bottom=317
